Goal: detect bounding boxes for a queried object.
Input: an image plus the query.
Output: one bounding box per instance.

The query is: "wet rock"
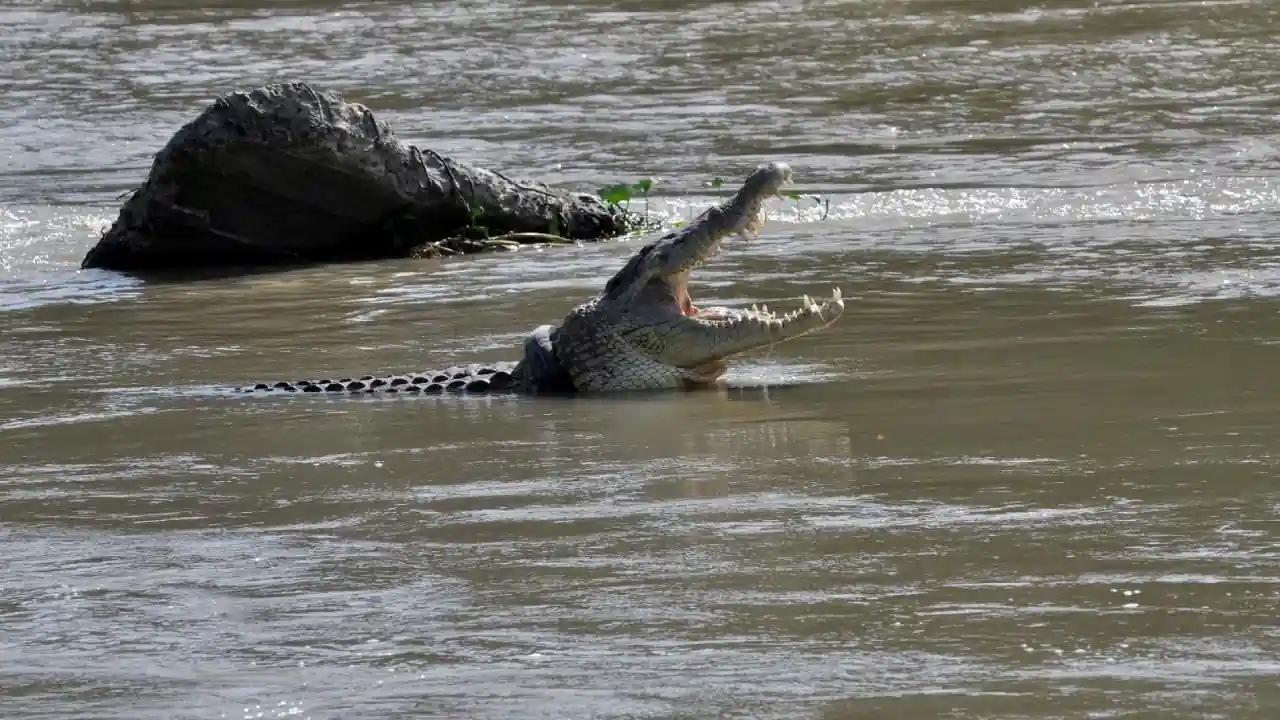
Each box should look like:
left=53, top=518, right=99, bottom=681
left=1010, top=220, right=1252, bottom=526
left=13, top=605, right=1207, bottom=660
left=81, top=82, right=638, bottom=273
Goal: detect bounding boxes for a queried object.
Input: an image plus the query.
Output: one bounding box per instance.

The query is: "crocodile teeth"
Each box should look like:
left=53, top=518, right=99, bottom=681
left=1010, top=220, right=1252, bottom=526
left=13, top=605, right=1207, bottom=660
left=833, top=287, right=842, bottom=300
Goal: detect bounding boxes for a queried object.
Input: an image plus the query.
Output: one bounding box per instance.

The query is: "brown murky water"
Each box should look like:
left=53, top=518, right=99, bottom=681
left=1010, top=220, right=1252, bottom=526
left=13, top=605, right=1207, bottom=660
left=1, top=1, right=1278, bottom=718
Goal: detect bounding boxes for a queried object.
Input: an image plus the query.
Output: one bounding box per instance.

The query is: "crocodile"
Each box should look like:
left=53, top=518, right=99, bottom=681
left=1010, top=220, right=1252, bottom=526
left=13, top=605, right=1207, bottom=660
left=237, top=161, right=845, bottom=396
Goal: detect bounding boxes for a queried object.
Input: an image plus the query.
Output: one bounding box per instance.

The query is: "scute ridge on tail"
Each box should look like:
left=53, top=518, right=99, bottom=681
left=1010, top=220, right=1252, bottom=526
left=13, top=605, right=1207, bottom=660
left=237, top=362, right=520, bottom=395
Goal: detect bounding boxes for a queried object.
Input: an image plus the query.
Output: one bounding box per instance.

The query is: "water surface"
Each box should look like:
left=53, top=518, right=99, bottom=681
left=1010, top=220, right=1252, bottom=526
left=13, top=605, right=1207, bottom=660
left=1, top=1, right=1277, bottom=718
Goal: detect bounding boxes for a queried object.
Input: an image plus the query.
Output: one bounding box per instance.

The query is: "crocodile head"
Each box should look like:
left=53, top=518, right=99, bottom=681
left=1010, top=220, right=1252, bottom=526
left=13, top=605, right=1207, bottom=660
left=553, top=161, right=845, bottom=392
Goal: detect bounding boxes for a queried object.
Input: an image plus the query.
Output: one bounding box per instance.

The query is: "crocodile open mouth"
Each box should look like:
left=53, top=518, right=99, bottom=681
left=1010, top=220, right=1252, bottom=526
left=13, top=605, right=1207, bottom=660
left=671, top=178, right=846, bottom=324
left=671, top=191, right=774, bottom=318
left=677, top=279, right=699, bottom=316
left=672, top=251, right=842, bottom=324
left=655, top=162, right=843, bottom=328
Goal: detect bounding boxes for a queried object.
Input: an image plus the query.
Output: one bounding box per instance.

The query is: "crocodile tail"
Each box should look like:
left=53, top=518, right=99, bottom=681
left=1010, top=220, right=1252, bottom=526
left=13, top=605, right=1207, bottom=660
left=234, top=362, right=521, bottom=395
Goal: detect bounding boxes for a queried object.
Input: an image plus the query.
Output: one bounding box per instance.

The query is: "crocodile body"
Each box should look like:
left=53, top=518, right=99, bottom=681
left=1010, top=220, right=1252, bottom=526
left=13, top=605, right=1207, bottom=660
left=237, top=161, right=845, bottom=396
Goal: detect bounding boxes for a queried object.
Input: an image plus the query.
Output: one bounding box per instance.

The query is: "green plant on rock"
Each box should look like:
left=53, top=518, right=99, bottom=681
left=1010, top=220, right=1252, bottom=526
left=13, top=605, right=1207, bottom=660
left=465, top=202, right=490, bottom=239
left=597, top=177, right=656, bottom=221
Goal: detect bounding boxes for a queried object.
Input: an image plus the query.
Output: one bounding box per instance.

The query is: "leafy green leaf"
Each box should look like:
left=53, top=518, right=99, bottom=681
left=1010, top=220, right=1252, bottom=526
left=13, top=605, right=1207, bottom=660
left=597, top=183, right=633, bottom=205
left=633, top=178, right=653, bottom=195
left=709, top=177, right=724, bottom=189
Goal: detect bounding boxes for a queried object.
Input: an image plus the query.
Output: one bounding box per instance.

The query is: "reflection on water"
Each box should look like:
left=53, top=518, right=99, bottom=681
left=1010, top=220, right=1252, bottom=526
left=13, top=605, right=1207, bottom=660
left=2, top=0, right=1279, bottom=718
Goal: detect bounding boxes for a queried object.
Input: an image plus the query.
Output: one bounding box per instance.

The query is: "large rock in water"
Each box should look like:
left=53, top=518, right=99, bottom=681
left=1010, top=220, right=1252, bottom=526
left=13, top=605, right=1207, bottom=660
left=81, top=82, right=638, bottom=272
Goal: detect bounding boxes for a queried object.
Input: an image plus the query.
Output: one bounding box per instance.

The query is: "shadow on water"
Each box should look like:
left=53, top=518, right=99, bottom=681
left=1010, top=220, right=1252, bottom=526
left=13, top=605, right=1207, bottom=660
left=89, top=259, right=343, bottom=285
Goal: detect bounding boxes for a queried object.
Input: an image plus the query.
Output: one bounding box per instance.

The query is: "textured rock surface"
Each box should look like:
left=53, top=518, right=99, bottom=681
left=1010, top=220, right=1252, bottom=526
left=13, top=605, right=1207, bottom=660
left=82, top=82, right=638, bottom=272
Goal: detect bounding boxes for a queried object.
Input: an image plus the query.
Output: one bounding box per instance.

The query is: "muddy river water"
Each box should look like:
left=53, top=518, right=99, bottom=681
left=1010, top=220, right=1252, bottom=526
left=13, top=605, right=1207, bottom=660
left=1, top=1, right=1277, bottom=718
